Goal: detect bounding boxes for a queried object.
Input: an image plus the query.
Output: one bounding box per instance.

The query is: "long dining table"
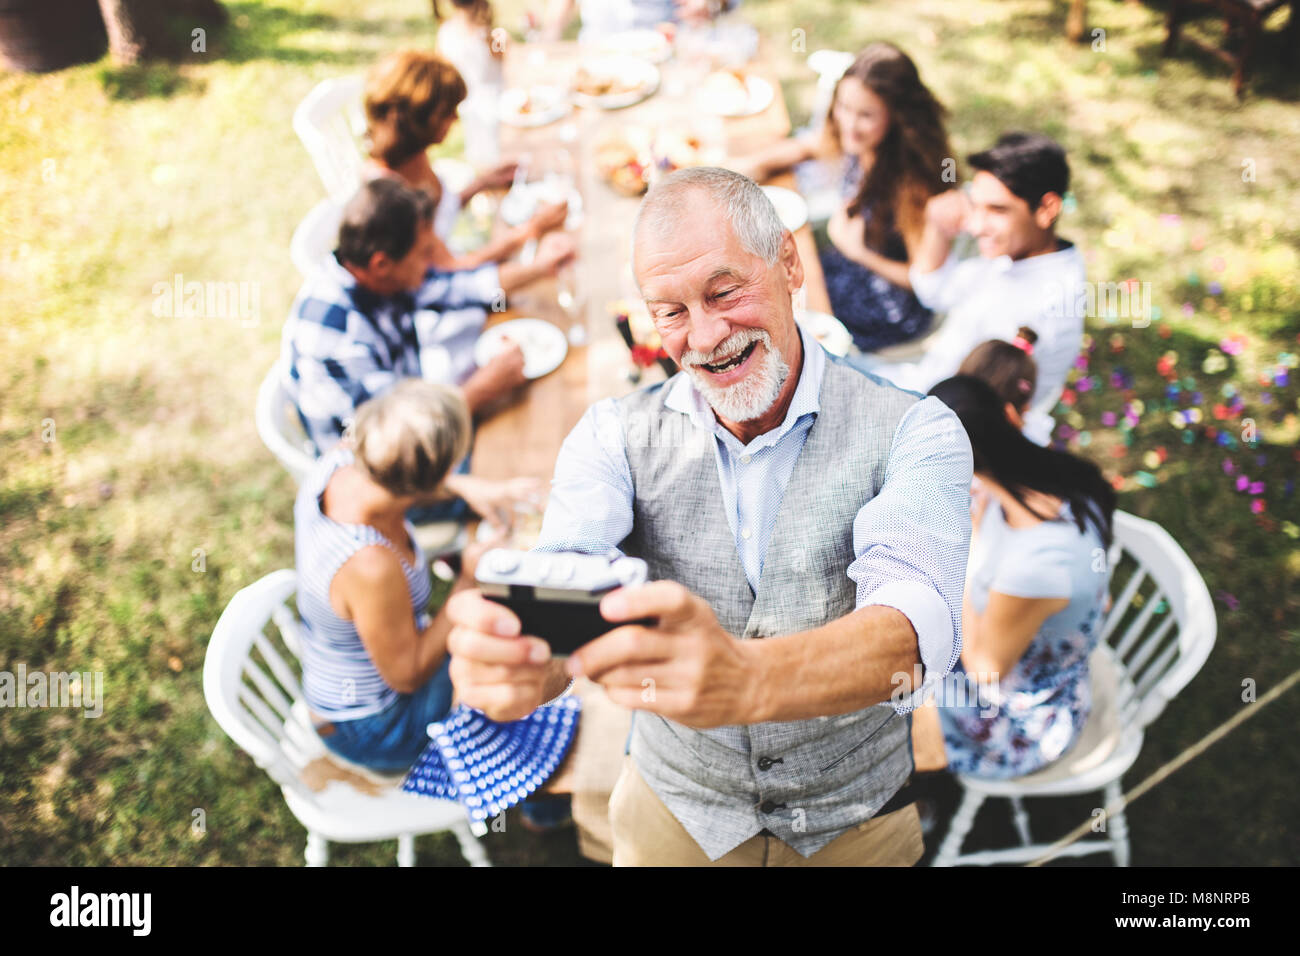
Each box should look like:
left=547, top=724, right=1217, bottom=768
left=469, top=39, right=832, bottom=485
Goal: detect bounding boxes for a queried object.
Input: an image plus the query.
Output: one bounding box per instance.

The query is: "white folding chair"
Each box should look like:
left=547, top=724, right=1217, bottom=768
left=293, top=75, right=368, bottom=204
left=932, top=510, right=1217, bottom=866
left=290, top=197, right=345, bottom=280
left=203, top=569, right=491, bottom=866
left=256, top=359, right=317, bottom=485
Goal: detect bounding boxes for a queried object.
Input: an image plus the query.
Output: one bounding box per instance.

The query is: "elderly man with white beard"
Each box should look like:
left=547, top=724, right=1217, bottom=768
left=444, top=167, right=973, bottom=866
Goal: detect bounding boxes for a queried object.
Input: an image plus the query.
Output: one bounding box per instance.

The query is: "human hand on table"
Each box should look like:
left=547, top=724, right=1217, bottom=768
left=534, top=231, right=577, bottom=275
left=526, top=200, right=569, bottom=239
left=448, top=473, right=547, bottom=534
left=568, top=581, right=760, bottom=729
left=468, top=161, right=519, bottom=197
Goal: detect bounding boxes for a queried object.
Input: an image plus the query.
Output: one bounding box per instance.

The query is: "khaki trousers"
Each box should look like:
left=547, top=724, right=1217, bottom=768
left=609, top=756, right=925, bottom=867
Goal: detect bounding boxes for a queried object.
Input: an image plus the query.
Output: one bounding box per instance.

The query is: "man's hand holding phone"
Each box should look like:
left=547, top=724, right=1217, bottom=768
left=445, top=590, right=558, bottom=723
left=570, top=581, right=761, bottom=729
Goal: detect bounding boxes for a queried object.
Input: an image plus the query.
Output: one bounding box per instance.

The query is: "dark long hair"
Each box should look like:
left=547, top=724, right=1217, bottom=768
left=929, top=375, right=1116, bottom=547
left=825, top=42, right=952, bottom=253
left=957, top=326, right=1039, bottom=413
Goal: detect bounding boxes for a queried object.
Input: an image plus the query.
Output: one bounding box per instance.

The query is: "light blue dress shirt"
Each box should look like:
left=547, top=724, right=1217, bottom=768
left=536, top=322, right=971, bottom=714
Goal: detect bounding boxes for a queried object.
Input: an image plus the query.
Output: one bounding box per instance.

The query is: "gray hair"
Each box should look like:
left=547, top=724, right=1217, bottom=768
left=351, top=378, right=470, bottom=497
left=632, top=167, right=786, bottom=270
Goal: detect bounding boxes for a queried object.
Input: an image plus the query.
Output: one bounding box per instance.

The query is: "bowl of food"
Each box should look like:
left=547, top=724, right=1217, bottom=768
left=572, top=57, right=660, bottom=110
left=593, top=127, right=653, bottom=196
left=699, top=69, right=773, bottom=117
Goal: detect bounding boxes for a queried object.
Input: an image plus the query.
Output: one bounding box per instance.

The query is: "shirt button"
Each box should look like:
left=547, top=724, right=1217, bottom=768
left=757, top=756, right=776, bottom=771
left=741, top=527, right=752, bottom=540
left=759, top=800, right=786, bottom=814
left=740, top=454, right=752, bottom=464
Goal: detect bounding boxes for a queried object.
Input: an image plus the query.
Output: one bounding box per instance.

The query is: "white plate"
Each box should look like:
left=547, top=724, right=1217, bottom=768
left=590, top=29, right=672, bottom=64
left=761, top=186, right=808, bottom=232
left=797, top=310, right=853, bottom=358
left=701, top=74, right=774, bottom=117
left=572, top=57, right=660, bottom=110
left=499, top=86, right=572, bottom=127
left=474, top=318, right=569, bottom=379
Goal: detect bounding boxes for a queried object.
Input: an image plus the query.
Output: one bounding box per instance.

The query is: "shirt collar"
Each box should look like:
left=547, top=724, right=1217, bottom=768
left=664, top=320, right=825, bottom=452
left=324, top=252, right=414, bottom=316
left=997, top=237, right=1079, bottom=276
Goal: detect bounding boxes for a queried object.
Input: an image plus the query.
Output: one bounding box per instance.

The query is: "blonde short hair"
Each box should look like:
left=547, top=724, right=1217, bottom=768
left=351, top=379, right=471, bottom=496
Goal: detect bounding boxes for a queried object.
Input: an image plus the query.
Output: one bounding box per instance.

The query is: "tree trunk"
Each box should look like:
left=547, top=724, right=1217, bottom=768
left=96, top=0, right=227, bottom=65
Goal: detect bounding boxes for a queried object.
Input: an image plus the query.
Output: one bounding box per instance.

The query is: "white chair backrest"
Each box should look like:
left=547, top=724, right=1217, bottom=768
left=293, top=75, right=367, bottom=203
left=1101, top=510, right=1216, bottom=730
left=255, top=359, right=318, bottom=485
left=290, top=198, right=345, bottom=280
left=806, top=49, right=855, bottom=131
left=203, top=569, right=319, bottom=799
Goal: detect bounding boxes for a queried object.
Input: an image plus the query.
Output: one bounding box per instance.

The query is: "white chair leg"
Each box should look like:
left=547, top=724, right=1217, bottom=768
left=1009, top=795, right=1032, bottom=846
left=932, top=788, right=984, bottom=866
left=1104, top=781, right=1130, bottom=867
left=397, top=833, right=416, bottom=867
left=453, top=819, right=492, bottom=867
left=305, top=831, right=329, bottom=867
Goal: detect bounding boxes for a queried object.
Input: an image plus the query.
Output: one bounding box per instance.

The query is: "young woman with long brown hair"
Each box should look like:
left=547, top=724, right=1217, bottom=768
left=736, top=42, right=953, bottom=352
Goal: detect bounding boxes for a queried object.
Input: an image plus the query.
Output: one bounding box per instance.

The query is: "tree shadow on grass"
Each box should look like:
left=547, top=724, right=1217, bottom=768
left=217, top=2, right=436, bottom=68
left=97, top=63, right=207, bottom=100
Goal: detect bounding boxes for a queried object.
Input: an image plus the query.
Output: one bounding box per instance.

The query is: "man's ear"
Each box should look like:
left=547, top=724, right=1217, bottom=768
left=780, top=230, right=804, bottom=293
left=1035, top=192, right=1063, bottom=231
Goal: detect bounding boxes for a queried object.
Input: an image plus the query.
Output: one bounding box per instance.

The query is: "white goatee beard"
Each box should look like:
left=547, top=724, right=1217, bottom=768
left=682, top=328, right=791, bottom=422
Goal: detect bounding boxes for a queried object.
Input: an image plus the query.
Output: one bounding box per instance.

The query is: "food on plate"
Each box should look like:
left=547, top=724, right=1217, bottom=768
left=573, top=65, right=642, bottom=99
left=594, top=128, right=653, bottom=196
left=700, top=69, right=750, bottom=114
left=652, top=129, right=703, bottom=175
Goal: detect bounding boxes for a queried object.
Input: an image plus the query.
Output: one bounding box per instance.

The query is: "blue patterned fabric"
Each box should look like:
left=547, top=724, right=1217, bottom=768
left=403, top=698, right=581, bottom=825
left=939, top=499, right=1110, bottom=778
left=280, top=253, right=500, bottom=453
left=820, top=240, right=933, bottom=352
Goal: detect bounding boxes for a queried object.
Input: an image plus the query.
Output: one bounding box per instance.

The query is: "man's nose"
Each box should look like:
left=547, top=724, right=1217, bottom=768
left=686, top=311, right=732, bottom=358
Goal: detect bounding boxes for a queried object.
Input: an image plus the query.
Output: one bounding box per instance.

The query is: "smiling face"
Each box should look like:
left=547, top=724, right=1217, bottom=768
left=966, top=170, right=1060, bottom=261
left=831, top=76, right=892, bottom=157
left=634, top=191, right=805, bottom=428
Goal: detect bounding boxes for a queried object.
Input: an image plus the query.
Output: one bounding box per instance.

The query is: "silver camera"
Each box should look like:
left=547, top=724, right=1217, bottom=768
left=475, top=549, right=650, bottom=654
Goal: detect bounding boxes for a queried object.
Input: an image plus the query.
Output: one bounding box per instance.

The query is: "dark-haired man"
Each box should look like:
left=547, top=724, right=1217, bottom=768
left=282, top=177, right=575, bottom=454
left=859, top=132, right=1086, bottom=443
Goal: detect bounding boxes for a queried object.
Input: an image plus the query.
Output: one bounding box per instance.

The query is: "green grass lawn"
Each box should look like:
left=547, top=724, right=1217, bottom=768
left=1, top=0, right=1297, bottom=866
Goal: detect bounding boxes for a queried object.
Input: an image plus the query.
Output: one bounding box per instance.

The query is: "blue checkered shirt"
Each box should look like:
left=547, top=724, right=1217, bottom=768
left=280, top=254, right=500, bottom=452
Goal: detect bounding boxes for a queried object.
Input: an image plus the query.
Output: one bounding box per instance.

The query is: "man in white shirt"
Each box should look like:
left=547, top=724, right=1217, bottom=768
left=855, top=133, right=1086, bottom=442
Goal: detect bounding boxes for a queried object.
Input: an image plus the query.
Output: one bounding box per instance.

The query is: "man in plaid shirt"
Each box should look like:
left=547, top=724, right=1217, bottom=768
left=281, top=177, right=576, bottom=453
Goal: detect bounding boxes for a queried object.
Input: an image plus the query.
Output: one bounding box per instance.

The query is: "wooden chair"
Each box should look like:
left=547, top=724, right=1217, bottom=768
left=1164, top=0, right=1297, bottom=98
left=203, top=569, right=492, bottom=866
left=931, top=511, right=1217, bottom=866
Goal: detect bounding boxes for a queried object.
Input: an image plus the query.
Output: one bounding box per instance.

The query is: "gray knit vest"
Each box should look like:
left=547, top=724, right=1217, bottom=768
left=616, top=358, right=922, bottom=860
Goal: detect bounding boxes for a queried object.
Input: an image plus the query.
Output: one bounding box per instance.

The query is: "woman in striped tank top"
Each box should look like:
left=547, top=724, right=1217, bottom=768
left=295, top=379, right=514, bottom=774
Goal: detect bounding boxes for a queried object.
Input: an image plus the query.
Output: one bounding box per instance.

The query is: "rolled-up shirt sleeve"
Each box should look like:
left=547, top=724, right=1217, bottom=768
left=848, top=396, right=973, bottom=715
left=535, top=398, right=636, bottom=555
left=414, top=262, right=501, bottom=311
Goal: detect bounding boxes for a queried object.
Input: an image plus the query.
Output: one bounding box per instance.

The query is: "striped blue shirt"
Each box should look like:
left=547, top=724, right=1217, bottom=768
left=536, top=321, right=971, bottom=714
left=294, top=447, right=433, bottom=719
left=280, top=253, right=500, bottom=454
